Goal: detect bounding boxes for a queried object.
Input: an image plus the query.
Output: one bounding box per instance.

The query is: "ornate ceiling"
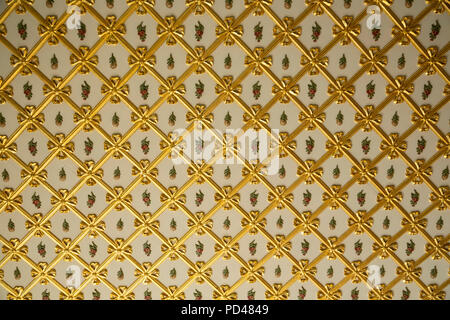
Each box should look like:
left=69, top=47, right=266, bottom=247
left=0, top=0, right=448, bottom=300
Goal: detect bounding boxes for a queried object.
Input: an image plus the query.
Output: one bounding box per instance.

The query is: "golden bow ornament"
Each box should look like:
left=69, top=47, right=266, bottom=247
left=332, top=15, right=360, bottom=46
left=42, top=76, right=71, bottom=104
left=273, top=17, right=301, bottom=46
left=160, top=186, right=186, bottom=211
left=20, top=162, right=47, bottom=187
left=128, top=47, right=156, bottom=75
left=73, top=105, right=101, bottom=131
left=156, top=16, right=185, bottom=46
left=101, top=76, right=129, bottom=104
left=215, top=76, right=242, bottom=104
left=50, top=189, right=77, bottom=213
left=300, top=48, right=329, bottom=76
left=77, top=160, right=104, bottom=186
left=186, top=46, right=214, bottom=74
left=10, top=46, right=39, bottom=75
left=97, top=15, right=126, bottom=45
left=158, top=76, right=185, bottom=104
left=272, top=77, right=299, bottom=104
left=69, top=46, right=98, bottom=74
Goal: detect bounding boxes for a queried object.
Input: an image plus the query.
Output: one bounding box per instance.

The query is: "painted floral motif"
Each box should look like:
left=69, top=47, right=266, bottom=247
left=117, top=268, right=124, bottom=280
left=32, top=192, right=41, bottom=209
left=276, top=215, right=284, bottom=229
left=143, top=241, right=151, bottom=256
left=284, top=0, right=292, bottom=9
left=383, top=216, right=390, bottom=230
left=339, top=54, right=346, bottom=69
left=354, top=240, right=362, bottom=256
left=441, top=166, right=449, bottom=180
left=55, top=111, right=63, bottom=126
left=2, top=168, right=9, bottom=182
left=344, top=0, right=352, bottom=8
left=81, top=81, right=91, bottom=100
left=361, top=137, right=371, bottom=155
left=142, top=189, right=151, bottom=206
left=278, top=165, right=286, bottom=179
left=311, top=22, right=321, bottom=42
left=92, top=289, right=101, bottom=300
left=195, top=241, right=204, bottom=257
left=249, top=240, right=257, bottom=256
left=422, top=81, right=432, bottom=100
left=18, top=20, right=27, bottom=40
left=275, top=265, right=281, bottom=278
left=141, top=137, right=150, bottom=155
left=116, top=218, right=124, bottom=231
left=249, top=190, right=259, bottom=207
left=298, top=287, right=306, bottom=300
left=46, top=0, right=55, bottom=8
left=279, top=111, right=288, bottom=126
left=59, top=167, right=66, bottom=181
left=398, top=53, right=405, bottom=69
left=170, top=218, right=177, bottom=231
left=222, top=266, right=229, bottom=279
left=14, top=267, right=21, bottom=280
left=380, top=265, right=385, bottom=277
left=307, top=80, right=317, bottom=99
left=84, top=137, right=94, bottom=156
left=436, top=216, right=443, bottom=230
left=195, top=190, right=204, bottom=206
left=327, top=265, right=333, bottom=278
left=224, top=53, right=232, bottom=69
left=416, top=136, right=426, bottom=155
left=169, top=166, right=177, bottom=180
left=223, top=216, right=231, bottom=230
left=303, top=189, right=311, bottom=206
left=282, top=54, right=289, bottom=70
left=336, top=110, right=343, bottom=126
left=254, top=22, right=263, bottom=42
left=167, top=53, right=174, bottom=69
left=391, top=111, right=399, bottom=126
left=195, top=21, right=204, bottom=41
left=252, top=81, right=261, bottom=100
left=301, top=239, right=309, bottom=255
left=224, top=166, right=231, bottom=179
left=28, top=138, right=38, bottom=156
left=62, top=219, right=70, bottom=232
left=0, top=112, right=5, bottom=127
left=305, top=136, right=314, bottom=154
left=401, top=287, right=410, bottom=300
left=166, top=0, right=174, bottom=8
left=195, top=80, right=204, bottom=99
left=168, top=112, right=176, bottom=126
left=140, top=81, right=149, bottom=100
left=88, top=241, right=97, bottom=258
left=106, top=0, right=114, bottom=9
left=410, top=189, right=419, bottom=207
left=372, top=27, right=381, bottom=41
left=329, top=216, right=336, bottom=230
left=194, top=289, right=202, bottom=300
left=8, top=219, right=15, bottom=232
left=169, top=268, right=177, bottom=279
left=430, top=266, right=437, bottom=279
left=195, top=137, right=204, bottom=154
left=78, top=22, right=87, bottom=40
left=137, top=22, right=147, bottom=42
left=225, top=0, right=233, bottom=9
left=251, top=138, right=259, bottom=154
left=405, top=0, right=413, bottom=8
left=109, top=53, right=117, bottom=69
left=112, top=112, right=120, bottom=127
left=87, top=192, right=96, bottom=208
left=23, top=81, right=33, bottom=100
left=42, top=290, right=50, bottom=300
left=144, top=289, right=152, bottom=300
left=51, top=54, right=58, bottom=70
left=224, top=111, right=232, bottom=126
left=387, top=165, right=394, bottom=180
left=357, top=190, right=366, bottom=207
left=351, top=287, right=359, bottom=300
left=333, top=165, right=340, bottom=179
left=37, top=242, right=46, bottom=258
left=247, top=289, right=255, bottom=300
left=429, top=20, right=440, bottom=41
left=405, top=239, right=415, bottom=256
left=366, top=80, right=375, bottom=99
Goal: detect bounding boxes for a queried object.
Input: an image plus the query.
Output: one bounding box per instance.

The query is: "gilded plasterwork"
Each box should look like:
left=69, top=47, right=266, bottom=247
left=0, top=0, right=449, bottom=300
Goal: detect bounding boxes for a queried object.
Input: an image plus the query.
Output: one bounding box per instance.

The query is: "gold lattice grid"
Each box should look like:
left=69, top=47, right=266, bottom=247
left=0, top=0, right=449, bottom=300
